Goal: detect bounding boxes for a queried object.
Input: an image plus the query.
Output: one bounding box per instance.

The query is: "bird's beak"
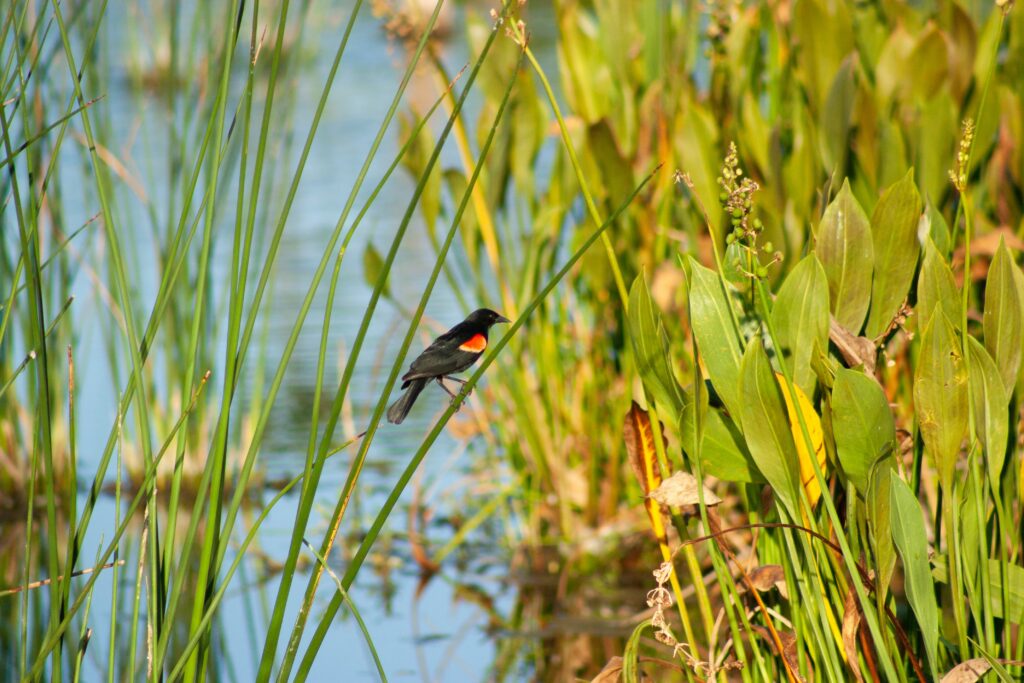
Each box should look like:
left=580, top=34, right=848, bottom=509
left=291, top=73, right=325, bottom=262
left=496, top=314, right=511, bottom=324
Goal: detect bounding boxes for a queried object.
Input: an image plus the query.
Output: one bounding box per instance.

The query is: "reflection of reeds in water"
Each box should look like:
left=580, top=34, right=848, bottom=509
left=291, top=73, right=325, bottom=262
left=115, top=407, right=260, bottom=500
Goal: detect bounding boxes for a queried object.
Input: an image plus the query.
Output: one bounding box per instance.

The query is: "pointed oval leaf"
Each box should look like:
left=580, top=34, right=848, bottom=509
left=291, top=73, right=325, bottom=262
left=771, top=254, right=830, bottom=395
left=917, top=238, right=960, bottom=335
left=914, top=312, right=968, bottom=488
left=815, top=179, right=873, bottom=333
left=889, top=476, right=940, bottom=679
left=868, top=458, right=898, bottom=604
left=832, top=368, right=895, bottom=495
left=866, top=169, right=923, bottom=339
left=628, top=273, right=685, bottom=425
left=776, top=375, right=828, bottom=506
left=687, top=256, right=745, bottom=418
left=739, top=340, right=800, bottom=517
left=683, top=406, right=764, bottom=484
left=983, top=237, right=1023, bottom=395
left=966, top=337, right=1010, bottom=488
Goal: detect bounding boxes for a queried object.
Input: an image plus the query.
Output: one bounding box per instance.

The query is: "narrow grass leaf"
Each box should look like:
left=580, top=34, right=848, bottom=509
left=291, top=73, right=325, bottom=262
left=770, top=253, right=829, bottom=395
left=832, top=367, right=895, bottom=494
left=628, top=273, right=685, bottom=425
left=687, top=256, right=745, bottom=418
left=890, top=475, right=939, bottom=678
left=739, top=339, right=799, bottom=517
left=622, top=619, right=652, bottom=683
left=983, top=237, right=1023, bottom=395
left=914, top=312, right=968, bottom=489
left=865, top=169, right=922, bottom=339
left=814, top=178, right=873, bottom=333
left=966, top=337, right=1009, bottom=488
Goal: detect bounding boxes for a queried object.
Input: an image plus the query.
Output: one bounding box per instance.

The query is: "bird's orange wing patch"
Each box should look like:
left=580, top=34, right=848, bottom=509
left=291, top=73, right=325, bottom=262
left=458, top=333, right=487, bottom=352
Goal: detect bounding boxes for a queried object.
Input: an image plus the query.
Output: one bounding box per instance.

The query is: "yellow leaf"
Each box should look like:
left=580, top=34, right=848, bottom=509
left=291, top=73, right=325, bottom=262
left=776, top=373, right=828, bottom=505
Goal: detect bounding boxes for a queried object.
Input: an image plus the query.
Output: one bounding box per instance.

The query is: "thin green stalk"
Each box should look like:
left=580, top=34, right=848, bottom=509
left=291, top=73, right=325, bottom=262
left=301, top=540, right=388, bottom=683
left=1, top=55, right=62, bottom=682
left=293, top=165, right=660, bottom=681
left=181, top=1, right=253, bottom=675
left=276, top=21, right=519, bottom=681
left=754, top=275, right=899, bottom=680
left=25, top=372, right=213, bottom=681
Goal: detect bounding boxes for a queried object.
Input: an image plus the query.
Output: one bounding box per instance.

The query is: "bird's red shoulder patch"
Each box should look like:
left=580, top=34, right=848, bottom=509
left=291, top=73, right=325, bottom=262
left=458, top=333, right=487, bottom=352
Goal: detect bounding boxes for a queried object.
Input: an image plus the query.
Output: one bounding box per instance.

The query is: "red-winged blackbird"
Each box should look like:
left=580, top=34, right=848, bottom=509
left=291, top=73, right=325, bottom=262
left=386, top=308, right=510, bottom=424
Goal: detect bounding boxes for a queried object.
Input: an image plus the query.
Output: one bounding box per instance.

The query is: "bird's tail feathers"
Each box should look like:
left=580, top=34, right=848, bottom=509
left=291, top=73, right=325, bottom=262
left=386, top=378, right=427, bottom=424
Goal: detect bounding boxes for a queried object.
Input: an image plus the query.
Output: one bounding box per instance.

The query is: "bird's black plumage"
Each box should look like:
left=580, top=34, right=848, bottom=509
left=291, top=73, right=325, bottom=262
left=386, top=308, right=510, bottom=424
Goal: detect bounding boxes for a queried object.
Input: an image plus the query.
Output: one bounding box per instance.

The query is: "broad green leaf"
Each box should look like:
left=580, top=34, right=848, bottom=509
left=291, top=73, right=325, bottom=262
left=966, top=337, right=1010, bottom=489
left=683, top=406, right=764, bottom=484
left=739, top=339, right=799, bottom=517
left=907, top=26, right=948, bottom=103
left=687, top=257, right=744, bottom=418
left=866, top=169, right=923, bottom=339
left=924, top=199, right=951, bottom=257
left=917, top=238, right=959, bottom=334
left=868, top=458, right=897, bottom=606
left=771, top=254, right=830, bottom=395
left=914, top=313, right=968, bottom=489
left=815, top=179, right=873, bottom=333
left=989, top=561, right=1024, bottom=624
left=820, top=56, right=856, bottom=172
left=932, top=558, right=1024, bottom=625
left=832, top=368, right=895, bottom=494
left=890, top=476, right=939, bottom=679
left=916, top=92, right=956, bottom=207
left=628, top=274, right=685, bottom=425
left=983, top=237, right=1023, bottom=395
left=777, top=375, right=828, bottom=506
left=791, top=0, right=853, bottom=110
left=960, top=476, right=982, bottom=584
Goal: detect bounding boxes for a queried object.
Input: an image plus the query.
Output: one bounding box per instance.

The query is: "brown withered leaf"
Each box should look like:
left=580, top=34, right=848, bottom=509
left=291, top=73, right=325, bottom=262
left=940, top=658, right=1024, bottom=682
left=624, top=401, right=668, bottom=495
left=829, top=318, right=877, bottom=373
left=740, top=565, right=787, bottom=598
left=649, top=470, right=721, bottom=508
left=842, top=589, right=865, bottom=683
left=751, top=625, right=806, bottom=683
left=590, top=656, right=624, bottom=683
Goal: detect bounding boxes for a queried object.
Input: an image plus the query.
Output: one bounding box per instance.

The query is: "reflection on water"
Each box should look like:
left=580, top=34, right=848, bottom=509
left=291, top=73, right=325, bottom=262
left=48, top=2, right=564, bottom=681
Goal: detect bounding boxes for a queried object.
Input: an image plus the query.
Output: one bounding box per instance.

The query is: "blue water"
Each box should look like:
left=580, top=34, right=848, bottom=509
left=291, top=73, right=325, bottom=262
left=45, top=1, right=559, bottom=680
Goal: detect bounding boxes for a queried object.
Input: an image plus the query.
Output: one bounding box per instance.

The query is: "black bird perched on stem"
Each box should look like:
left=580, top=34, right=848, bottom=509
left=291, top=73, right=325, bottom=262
left=386, top=308, right=511, bottom=424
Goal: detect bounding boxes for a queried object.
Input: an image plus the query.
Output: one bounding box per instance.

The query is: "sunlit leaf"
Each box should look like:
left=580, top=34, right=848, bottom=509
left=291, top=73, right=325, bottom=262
left=890, top=476, right=939, bottom=679
left=820, top=55, right=856, bottom=172
left=917, top=237, right=959, bottom=335
left=914, top=312, right=968, bottom=489
left=866, top=169, right=923, bottom=339
left=739, top=340, right=799, bottom=517
left=983, top=237, right=1024, bottom=395
left=832, top=368, right=894, bottom=494
left=815, top=179, right=873, bottom=333
left=687, top=256, right=745, bottom=418
left=776, top=373, right=828, bottom=507
left=966, top=338, right=1010, bottom=490
left=771, top=254, right=829, bottom=395
left=628, top=273, right=685, bottom=425
left=868, top=457, right=898, bottom=606
left=684, top=407, right=764, bottom=484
